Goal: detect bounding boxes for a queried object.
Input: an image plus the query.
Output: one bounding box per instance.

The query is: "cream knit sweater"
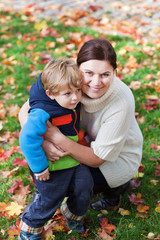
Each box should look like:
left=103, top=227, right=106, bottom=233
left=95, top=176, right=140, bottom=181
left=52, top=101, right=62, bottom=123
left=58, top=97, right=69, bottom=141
left=81, top=75, right=143, bottom=188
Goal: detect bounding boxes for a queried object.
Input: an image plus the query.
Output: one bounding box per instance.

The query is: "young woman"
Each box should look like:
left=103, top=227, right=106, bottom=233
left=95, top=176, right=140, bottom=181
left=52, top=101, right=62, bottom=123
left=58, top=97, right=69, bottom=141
left=19, top=38, right=143, bottom=211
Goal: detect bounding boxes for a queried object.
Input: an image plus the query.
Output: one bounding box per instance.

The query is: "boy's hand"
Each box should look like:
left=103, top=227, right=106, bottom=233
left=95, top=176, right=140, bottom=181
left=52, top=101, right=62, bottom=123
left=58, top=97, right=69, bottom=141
left=35, top=169, right=50, bottom=181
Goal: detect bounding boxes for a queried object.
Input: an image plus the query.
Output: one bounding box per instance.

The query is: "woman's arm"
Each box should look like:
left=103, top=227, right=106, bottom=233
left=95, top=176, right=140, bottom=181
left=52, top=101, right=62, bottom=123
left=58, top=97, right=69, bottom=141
left=18, top=100, right=30, bottom=128
left=44, top=121, right=105, bottom=168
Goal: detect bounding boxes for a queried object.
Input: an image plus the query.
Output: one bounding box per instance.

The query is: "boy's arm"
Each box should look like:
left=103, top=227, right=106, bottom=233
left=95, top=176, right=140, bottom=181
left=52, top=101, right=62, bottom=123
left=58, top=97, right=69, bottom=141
left=19, top=108, right=50, bottom=175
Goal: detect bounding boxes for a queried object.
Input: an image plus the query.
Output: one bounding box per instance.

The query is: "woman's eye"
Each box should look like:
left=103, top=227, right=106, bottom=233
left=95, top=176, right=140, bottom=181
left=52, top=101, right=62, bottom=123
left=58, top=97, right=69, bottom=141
left=76, top=89, right=81, bottom=92
left=102, top=73, right=109, bottom=77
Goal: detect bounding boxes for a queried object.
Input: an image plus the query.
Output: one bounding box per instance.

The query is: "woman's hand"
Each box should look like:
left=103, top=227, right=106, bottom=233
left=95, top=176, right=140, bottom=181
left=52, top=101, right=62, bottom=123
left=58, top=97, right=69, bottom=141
left=43, top=121, right=64, bottom=144
left=42, top=140, right=69, bottom=161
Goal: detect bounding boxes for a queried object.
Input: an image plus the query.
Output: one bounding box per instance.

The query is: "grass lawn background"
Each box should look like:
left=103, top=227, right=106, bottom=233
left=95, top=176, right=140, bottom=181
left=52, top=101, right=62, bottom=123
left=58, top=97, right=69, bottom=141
left=0, top=8, right=160, bottom=240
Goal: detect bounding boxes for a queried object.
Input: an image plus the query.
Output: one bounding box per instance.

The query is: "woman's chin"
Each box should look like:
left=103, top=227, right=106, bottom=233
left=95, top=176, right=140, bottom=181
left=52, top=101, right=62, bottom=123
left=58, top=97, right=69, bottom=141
left=83, top=88, right=105, bottom=99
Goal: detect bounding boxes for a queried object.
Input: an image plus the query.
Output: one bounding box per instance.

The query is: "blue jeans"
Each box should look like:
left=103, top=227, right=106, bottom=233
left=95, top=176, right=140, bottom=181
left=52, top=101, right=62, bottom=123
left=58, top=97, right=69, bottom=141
left=22, top=165, right=93, bottom=228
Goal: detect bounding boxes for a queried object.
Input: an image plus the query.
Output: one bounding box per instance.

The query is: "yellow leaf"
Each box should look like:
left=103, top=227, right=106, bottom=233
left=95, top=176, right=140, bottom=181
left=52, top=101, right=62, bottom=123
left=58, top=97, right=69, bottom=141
left=53, top=223, right=64, bottom=232
left=155, top=206, right=160, bottom=213
left=118, top=48, right=126, bottom=55
left=118, top=208, right=130, bottom=216
left=150, top=179, right=158, bottom=185
left=128, top=223, right=133, bottom=228
left=134, top=171, right=144, bottom=178
left=6, top=202, right=23, bottom=216
left=16, top=40, right=21, bottom=45
left=101, top=209, right=109, bottom=215
left=34, top=21, right=47, bottom=31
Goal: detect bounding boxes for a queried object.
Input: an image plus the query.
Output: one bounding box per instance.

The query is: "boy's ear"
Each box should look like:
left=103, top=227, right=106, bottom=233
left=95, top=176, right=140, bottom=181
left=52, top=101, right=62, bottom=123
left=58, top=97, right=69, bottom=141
left=46, top=90, right=55, bottom=100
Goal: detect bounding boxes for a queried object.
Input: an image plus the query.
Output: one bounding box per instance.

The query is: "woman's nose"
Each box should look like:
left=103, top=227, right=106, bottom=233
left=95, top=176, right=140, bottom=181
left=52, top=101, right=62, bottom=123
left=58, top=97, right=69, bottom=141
left=92, top=75, right=101, bottom=85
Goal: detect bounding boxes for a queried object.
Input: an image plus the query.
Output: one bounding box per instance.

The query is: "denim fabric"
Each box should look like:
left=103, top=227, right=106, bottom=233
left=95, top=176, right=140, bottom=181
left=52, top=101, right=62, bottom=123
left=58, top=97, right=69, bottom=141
left=22, top=165, right=93, bottom=228
left=89, top=167, right=130, bottom=198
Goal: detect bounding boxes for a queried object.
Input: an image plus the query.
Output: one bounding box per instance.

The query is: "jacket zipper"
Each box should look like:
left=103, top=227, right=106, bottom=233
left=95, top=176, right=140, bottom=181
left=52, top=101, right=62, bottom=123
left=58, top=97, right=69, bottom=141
left=73, top=109, right=78, bottom=136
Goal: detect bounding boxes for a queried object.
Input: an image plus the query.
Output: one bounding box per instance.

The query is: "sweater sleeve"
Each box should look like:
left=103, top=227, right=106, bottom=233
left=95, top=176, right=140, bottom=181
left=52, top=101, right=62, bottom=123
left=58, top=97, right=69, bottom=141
left=91, top=95, right=134, bottom=162
left=19, top=108, right=50, bottom=173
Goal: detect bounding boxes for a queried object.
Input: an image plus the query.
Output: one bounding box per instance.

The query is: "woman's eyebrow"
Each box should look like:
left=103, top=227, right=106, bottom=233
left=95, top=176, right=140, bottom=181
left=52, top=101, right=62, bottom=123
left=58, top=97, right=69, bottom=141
left=101, top=71, right=111, bottom=74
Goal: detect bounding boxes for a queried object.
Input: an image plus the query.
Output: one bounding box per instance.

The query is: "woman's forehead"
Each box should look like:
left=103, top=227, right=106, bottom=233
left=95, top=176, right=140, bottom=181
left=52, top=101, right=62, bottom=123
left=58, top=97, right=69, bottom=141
left=80, top=59, right=113, bottom=72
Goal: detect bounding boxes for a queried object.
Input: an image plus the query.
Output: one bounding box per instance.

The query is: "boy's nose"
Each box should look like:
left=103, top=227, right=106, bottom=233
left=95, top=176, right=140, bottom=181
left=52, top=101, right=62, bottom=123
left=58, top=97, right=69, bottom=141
left=72, top=93, right=77, bottom=100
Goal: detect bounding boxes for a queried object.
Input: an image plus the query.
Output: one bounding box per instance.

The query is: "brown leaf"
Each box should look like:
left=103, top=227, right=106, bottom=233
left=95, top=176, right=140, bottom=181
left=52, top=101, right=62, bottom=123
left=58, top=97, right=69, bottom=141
left=0, top=167, right=19, bottom=178
left=7, top=103, right=20, bottom=118
left=11, top=194, right=26, bottom=206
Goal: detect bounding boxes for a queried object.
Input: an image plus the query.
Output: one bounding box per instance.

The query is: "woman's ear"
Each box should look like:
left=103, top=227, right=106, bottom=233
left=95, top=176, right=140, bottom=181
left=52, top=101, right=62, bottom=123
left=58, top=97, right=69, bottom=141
left=46, top=90, right=55, bottom=100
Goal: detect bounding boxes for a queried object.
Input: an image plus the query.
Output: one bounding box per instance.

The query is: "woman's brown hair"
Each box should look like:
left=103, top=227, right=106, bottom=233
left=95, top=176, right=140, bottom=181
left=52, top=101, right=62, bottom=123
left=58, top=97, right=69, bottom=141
left=77, top=39, right=117, bottom=70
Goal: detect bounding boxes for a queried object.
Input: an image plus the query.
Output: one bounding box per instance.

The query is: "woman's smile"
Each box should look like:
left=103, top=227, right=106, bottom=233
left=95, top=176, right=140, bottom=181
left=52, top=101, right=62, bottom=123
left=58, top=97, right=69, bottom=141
left=80, top=59, right=114, bottom=99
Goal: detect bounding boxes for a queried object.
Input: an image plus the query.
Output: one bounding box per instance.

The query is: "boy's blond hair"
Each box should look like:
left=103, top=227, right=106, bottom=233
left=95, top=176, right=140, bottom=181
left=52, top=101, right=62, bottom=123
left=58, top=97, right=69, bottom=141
left=41, top=58, right=82, bottom=95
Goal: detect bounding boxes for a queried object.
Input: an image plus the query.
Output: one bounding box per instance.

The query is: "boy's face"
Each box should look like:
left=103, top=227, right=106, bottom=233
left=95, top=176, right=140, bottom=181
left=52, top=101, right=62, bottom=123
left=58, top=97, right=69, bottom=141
left=46, top=85, right=82, bottom=109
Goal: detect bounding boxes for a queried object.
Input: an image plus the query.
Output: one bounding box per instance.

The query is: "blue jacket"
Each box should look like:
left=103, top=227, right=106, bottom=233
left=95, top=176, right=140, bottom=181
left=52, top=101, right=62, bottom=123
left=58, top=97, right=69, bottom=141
left=19, top=74, right=85, bottom=173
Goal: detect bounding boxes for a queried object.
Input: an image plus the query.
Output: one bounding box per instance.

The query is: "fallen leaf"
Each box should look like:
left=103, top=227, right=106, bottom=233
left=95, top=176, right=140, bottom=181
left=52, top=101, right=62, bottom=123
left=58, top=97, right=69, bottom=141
left=0, top=167, right=19, bottom=178
left=6, top=202, right=24, bottom=216
left=34, top=20, right=47, bottom=31
left=7, top=103, right=20, bottom=118
left=137, top=204, right=149, bottom=213
left=8, top=224, right=20, bottom=237
left=129, top=81, right=141, bottom=90
left=12, top=157, right=28, bottom=167
left=101, top=209, right=109, bottom=215
left=147, top=232, right=155, bottom=238
left=100, top=218, right=116, bottom=235
left=46, top=41, right=56, bottom=48
left=155, top=206, right=160, bottom=213
left=128, top=193, right=144, bottom=205
left=7, top=179, right=22, bottom=193
left=118, top=208, right=130, bottom=216
left=98, top=229, right=115, bottom=240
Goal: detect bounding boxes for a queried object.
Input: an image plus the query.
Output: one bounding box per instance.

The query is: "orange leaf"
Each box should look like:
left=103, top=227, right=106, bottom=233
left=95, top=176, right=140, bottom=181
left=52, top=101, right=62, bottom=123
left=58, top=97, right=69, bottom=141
left=155, top=207, right=160, bottom=213
left=98, top=229, right=115, bottom=240
left=26, top=44, right=35, bottom=50
left=137, top=204, right=149, bottom=213
left=8, top=224, right=20, bottom=236
left=46, top=41, right=55, bottom=48
left=100, top=218, right=116, bottom=235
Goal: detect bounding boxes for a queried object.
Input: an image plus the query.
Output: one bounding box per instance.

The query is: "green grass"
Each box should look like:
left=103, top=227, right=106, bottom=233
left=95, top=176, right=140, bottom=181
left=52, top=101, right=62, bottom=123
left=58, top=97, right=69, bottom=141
left=0, top=11, right=160, bottom=240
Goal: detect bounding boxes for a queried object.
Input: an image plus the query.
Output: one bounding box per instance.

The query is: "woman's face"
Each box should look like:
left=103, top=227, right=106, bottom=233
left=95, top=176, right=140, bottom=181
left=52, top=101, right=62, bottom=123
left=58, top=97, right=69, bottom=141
left=79, top=59, right=115, bottom=99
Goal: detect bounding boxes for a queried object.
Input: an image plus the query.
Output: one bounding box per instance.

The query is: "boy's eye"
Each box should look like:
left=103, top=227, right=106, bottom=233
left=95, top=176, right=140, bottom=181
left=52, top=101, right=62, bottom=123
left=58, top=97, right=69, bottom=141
left=76, top=89, right=81, bottom=92
left=85, top=71, right=93, bottom=76
left=64, top=92, right=71, bottom=96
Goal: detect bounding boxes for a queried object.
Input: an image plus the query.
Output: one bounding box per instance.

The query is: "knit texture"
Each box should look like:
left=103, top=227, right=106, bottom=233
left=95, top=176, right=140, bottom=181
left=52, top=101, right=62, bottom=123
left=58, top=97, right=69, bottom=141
left=61, top=202, right=83, bottom=221
left=19, top=220, right=43, bottom=234
left=81, top=75, right=143, bottom=188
